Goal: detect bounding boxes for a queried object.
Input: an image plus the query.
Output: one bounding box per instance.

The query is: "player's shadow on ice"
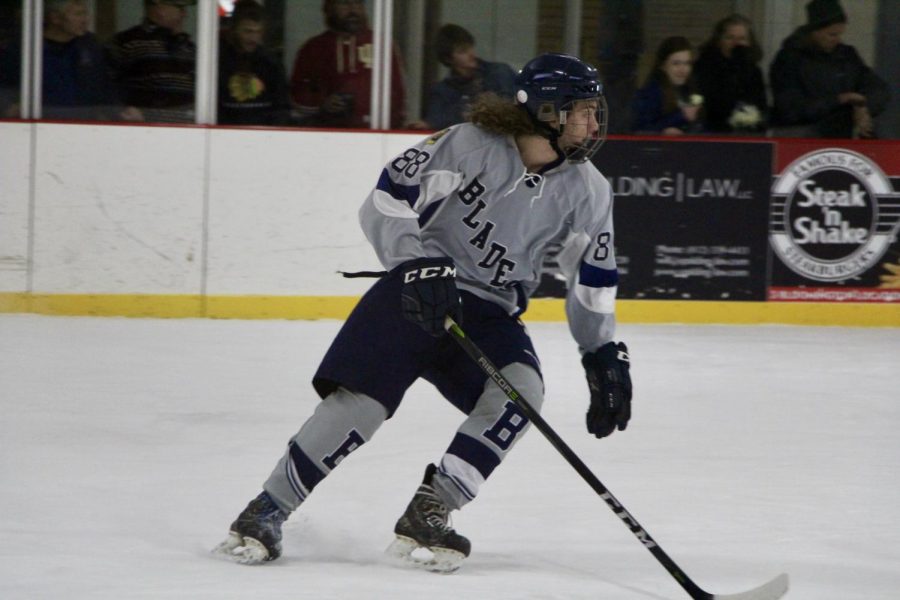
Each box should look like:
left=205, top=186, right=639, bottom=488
left=462, top=551, right=673, bottom=599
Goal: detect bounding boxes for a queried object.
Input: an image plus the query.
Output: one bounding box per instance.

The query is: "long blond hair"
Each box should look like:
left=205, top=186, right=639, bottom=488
left=467, top=93, right=541, bottom=137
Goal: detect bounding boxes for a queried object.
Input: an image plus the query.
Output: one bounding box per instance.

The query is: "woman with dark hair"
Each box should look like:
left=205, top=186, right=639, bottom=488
left=631, top=36, right=703, bottom=135
left=694, top=14, right=767, bottom=133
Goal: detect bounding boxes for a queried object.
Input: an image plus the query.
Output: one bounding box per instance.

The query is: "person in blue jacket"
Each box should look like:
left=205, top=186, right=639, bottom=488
left=414, top=24, right=516, bottom=130
left=2, top=0, right=141, bottom=121
left=631, top=36, right=703, bottom=135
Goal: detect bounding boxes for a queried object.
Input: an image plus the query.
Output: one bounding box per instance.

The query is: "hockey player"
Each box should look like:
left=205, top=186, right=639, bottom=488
left=214, top=53, right=633, bottom=573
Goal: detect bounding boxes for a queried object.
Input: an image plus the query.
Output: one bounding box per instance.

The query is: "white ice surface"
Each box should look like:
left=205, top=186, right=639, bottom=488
left=1, top=315, right=898, bottom=599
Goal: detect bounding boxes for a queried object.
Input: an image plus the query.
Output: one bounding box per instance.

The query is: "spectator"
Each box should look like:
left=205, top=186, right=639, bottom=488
left=694, top=14, right=767, bottom=134
left=218, top=0, right=291, bottom=126
left=412, top=24, right=516, bottom=130
left=769, top=0, right=890, bottom=138
left=107, top=0, right=196, bottom=124
left=0, top=1, right=141, bottom=121
left=595, top=0, right=643, bottom=134
left=290, top=0, right=406, bottom=129
left=631, top=36, right=703, bottom=135
left=0, top=8, right=22, bottom=118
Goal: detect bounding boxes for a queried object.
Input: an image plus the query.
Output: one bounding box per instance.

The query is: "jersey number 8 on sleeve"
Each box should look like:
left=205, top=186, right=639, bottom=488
left=593, top=232, right=611, bottom=261
left=391, top=149, right=431, bottom=178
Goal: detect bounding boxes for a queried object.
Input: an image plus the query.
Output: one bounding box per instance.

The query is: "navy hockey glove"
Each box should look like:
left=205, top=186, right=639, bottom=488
left=582, top=341, right=632, bottom=439
left=399, top=257, right=462, bottom=336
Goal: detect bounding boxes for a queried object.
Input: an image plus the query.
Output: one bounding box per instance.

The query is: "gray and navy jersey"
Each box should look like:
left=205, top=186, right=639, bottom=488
left=359, top=123, right=618, bottom=352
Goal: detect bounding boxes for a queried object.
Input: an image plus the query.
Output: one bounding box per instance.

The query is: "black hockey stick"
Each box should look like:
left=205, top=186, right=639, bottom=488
left=444, top=317, right=789, bottom=600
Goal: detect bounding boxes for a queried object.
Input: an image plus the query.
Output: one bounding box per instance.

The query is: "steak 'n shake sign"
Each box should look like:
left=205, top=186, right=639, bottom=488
left=769, top=144, right=900, bottom=303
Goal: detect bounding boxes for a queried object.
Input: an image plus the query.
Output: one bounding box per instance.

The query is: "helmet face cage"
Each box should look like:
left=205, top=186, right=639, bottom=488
left=544, top=94, right=608, bottom=163
left=515, top=53, right=608, bottom=163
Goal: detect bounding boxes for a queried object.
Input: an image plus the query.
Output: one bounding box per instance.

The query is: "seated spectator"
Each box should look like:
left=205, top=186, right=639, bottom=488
left=218, top=0, right=291, bottom=126
left=0, top=11, right=22, bottom=118
left=0, top=0, right=141, bottom=121
left=107, top=0, right=196, bottom=124
left=631, top=36, right=703, bottom=135
left=769, top=0, right=890, bottom=138
left=0, top=34, right=21, bottom=118
left=412, top=24, right=516, bottom=130
left=290, top=0, right=406, bottom=129
left=694, top=14, right=767, bottom=134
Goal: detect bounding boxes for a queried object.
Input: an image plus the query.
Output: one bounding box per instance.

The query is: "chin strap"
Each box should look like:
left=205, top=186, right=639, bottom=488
left=519, top=105, right=569, bottom=167
left=544, top=136, right=568, bottom=172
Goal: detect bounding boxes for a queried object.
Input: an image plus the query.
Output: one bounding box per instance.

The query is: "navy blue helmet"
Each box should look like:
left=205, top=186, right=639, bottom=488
left=514, top=53, right=607, bottom=163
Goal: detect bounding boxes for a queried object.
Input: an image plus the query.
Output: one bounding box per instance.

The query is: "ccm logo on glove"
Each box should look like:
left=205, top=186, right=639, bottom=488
left=398, top=257, right=462, bottom=337
left=403, top=264, right=457, bottom=283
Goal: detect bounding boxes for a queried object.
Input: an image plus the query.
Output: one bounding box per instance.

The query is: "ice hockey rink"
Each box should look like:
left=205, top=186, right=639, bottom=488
left=1, top=314, right=898, bottom=599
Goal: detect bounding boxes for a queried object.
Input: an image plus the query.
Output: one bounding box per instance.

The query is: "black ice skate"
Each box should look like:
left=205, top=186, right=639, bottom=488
left=385, top=464, right=471, bottom=573
left=212, top=491, right=287, bottom=565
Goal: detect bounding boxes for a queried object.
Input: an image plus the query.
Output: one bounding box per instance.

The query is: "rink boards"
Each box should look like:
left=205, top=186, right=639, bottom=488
left=0, top=121, right=897, bottom=326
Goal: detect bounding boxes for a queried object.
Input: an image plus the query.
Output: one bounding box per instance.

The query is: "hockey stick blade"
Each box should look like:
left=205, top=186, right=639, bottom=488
left=710, top=573, right=789, bottom=600
left=444, top=317, right=789, bottom=600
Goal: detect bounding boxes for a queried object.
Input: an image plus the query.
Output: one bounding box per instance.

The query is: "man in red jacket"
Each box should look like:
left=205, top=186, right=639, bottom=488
left=290, top=0, right=406, bottom=129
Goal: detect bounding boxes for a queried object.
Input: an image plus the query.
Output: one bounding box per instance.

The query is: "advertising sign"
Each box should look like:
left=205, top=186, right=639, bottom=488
left=769, top=142, right=900, bottom=302
left=535, top=139, right=773, bottom=300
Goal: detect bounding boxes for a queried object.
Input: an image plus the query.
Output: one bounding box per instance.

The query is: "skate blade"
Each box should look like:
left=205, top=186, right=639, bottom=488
left=385, top=535, right=465, bottom=574
left=211, top=532, right=271, bottom=565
